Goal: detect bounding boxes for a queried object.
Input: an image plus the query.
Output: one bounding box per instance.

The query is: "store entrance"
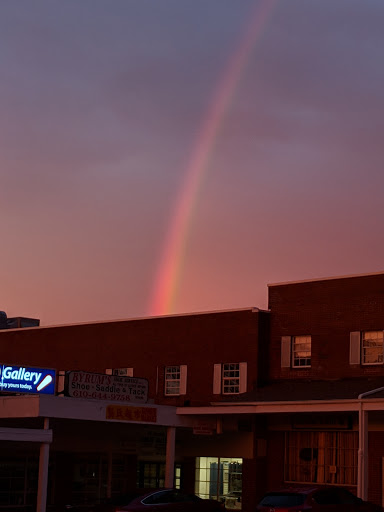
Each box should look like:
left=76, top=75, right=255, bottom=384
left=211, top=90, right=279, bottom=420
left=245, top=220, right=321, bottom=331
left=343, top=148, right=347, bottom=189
left=195, top=457, right=242, bottom=510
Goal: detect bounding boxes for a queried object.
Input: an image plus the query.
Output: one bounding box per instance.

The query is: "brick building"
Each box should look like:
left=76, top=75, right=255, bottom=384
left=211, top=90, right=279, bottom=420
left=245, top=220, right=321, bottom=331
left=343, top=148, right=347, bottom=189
left=2, top=272, right=384, bottom=512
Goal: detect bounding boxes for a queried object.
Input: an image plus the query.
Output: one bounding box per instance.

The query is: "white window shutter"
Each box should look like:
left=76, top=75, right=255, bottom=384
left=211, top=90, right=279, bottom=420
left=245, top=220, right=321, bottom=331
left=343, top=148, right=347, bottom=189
left=127, top=368, right=134, bottom=377
left=180, top=365, right=187, bottom=395
left=281, top=336, right=292, bottom=367
left=239, top=362, right=247, bottom=393
left=350, top=332, right=361, bottom=364
left=105, top=369, right=112, bottom=375
left=213, top=364, right=222, bottom=394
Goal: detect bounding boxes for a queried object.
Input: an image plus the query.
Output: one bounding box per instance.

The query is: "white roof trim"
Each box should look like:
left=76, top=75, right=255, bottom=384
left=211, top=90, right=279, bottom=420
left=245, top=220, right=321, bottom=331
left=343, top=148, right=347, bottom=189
left=268, top=270, right=384, bottom=288
left=0, top=427, right=52, bottom=443
left=177, top=397, right=384, bottom=415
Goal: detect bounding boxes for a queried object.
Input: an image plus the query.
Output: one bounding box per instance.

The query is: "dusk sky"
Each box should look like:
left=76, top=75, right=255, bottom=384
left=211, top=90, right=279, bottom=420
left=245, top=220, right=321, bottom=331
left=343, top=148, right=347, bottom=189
left=2, top=0, right=384, bottom=326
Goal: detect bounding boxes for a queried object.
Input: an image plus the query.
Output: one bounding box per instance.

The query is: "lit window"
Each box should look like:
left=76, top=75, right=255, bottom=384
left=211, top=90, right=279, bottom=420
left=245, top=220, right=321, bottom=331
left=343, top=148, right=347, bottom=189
left=362, top=331, right=383, bottom=365
left=222, top=363, right=240, bottom=394
left=165, top=366, right=181, bottom=395
left=195, top=457, right=242, bottom=505
left=113, top=368, right=130, bottom=376
left=105, top=368, right=133, bottom=376
left=292, top=336, right=311, bottom=367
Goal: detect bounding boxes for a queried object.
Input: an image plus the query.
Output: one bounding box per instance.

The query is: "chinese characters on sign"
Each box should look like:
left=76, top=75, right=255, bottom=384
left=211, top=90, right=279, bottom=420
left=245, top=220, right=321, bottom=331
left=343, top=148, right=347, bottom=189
left=106, top=405, right=157, bottom=423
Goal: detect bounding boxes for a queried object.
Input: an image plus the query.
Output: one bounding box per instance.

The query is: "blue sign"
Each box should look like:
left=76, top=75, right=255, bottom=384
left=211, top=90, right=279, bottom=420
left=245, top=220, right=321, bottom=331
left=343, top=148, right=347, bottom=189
left=0, top=365, right=56, bottom=395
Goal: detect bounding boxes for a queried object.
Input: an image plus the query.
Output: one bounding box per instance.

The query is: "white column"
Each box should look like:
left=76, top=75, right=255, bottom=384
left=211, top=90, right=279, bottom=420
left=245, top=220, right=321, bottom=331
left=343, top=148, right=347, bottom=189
left=165, top=427, right=176, bottom=488
left=358, top=405, right=368, bottom=500
left=357, top=387, right=384, bottom=499
left=37, top=418, right=50, bottom=512
left=107, top=451, right=113, bottom=498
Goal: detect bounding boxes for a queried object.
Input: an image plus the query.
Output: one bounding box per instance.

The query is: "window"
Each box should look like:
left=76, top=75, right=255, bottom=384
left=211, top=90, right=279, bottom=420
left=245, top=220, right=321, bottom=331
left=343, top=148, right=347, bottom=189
left=165, top=366, right=180, bottom=395
left=222, top=364, right=240, bottom=394
left=213, top=363, right=247, bottom=395
left=281, top=336, right=311, bottom=368
left=142, top=490, right=172, bottom=505
left=71, top=454, right=108, bottom=504
left=195, top=457, right=242, bottom=508
left=285, top=431, right=358, bottom=486
left=259, top=493, right=307, bottom=508
left=292, top=336, right=311, bottom=367
left=164, top=365, right=187, bottom=396
left=362, top=331, right=383, bottom=365
left=105, top=368, right=133, bottom=377
left=350, top=331, right=384, bottom=365
left=141, top=490, right=195, bottom=505
left=0, top=456, right=38, bottom=507
left=137, top=462, right=181, bottom=489
left=138, top=462, right=165, bottom=489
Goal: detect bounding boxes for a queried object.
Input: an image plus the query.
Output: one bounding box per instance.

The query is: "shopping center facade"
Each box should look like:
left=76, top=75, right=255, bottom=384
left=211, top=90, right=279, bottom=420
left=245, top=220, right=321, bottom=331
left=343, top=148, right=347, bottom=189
left=2, top=272, right=384, bottom=512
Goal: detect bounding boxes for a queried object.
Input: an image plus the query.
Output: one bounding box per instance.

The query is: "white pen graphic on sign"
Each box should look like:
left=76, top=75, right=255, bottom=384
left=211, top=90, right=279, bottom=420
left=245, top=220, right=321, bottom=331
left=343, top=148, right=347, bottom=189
left=36, top=375, right=53, bottom=392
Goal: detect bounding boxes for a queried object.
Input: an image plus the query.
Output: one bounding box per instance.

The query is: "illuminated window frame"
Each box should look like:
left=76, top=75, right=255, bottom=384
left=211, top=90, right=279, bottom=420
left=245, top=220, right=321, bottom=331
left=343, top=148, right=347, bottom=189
left=105, top=368, right=133, bottom=377
left=362, top=331, right=383, bottom=365
left=292, top=335, right=311, bottom=368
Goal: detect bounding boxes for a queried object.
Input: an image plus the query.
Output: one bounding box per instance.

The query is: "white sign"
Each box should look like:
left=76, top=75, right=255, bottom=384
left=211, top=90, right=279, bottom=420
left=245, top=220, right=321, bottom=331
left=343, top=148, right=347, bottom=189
left=66, top=371, right=148, bottom=403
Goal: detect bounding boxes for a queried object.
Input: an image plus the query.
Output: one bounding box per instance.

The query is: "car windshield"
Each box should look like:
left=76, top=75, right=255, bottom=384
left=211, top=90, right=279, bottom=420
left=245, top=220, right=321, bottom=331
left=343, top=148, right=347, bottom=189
left=259, top=493, right=307, bottom=507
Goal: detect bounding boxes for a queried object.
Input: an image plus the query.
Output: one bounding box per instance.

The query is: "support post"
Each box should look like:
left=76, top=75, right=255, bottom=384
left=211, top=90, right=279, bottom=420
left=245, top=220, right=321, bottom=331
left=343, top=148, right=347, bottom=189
left=358, top=403, right=368, bottom=500
left=37, top=418, right=50, bottom=512
left=107, top=451, right=113, bottom=499
left=165, top=427, right=176, bottom=488
left=356, top=386, right=384, bottom=500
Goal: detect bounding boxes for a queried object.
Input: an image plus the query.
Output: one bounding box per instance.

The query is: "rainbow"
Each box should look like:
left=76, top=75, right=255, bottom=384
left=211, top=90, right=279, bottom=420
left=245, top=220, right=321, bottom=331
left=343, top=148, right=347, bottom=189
left=148, top=0, right=277, bottom=316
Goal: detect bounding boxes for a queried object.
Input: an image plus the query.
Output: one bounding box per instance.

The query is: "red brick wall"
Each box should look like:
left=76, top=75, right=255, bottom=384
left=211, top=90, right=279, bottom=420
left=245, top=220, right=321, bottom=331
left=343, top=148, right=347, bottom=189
left=268, top=274, right=384, bottom=381
left=0, top=309, right=267, bottom=406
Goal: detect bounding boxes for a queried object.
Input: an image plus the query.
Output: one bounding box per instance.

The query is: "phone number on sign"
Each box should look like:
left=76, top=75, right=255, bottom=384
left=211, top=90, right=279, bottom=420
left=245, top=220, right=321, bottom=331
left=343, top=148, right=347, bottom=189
left=70, top=389, right=135, bottom=401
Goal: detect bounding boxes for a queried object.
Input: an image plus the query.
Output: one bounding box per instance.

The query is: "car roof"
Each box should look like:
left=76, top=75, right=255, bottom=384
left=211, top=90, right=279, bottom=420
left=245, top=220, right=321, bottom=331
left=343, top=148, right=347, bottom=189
left=265, top=486, right=322, bottom=495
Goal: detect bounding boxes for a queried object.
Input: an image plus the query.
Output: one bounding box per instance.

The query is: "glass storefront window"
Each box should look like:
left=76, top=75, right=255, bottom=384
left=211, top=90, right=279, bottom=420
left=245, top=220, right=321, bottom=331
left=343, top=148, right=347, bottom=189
left=285, top=431, right=358, bottom=486
left=72, top=456, right=107, bottom=504
left=0, top=456, right=38, bottom=507
left=195, top=457, right=242, bottom=510
left=137, top=462, right=181, bottom=489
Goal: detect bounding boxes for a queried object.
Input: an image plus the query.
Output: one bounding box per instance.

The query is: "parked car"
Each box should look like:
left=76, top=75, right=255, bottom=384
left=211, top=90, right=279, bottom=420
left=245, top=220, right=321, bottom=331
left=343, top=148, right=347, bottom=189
left=256, top=486, right=382, bottom=512
left=89, top=489, right=225, bottom=512
left=48, top=505, right=94, bottom=511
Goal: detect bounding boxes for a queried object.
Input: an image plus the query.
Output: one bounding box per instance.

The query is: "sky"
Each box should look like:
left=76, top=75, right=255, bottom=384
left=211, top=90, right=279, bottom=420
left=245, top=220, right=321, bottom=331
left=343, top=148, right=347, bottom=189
left=1, top=0, right=384, bottom=326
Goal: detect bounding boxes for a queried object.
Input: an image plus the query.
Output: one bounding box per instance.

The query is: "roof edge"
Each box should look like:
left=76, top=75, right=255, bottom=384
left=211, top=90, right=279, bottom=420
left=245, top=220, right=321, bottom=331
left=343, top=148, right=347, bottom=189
left=7, top=307, right=265, bottom=331
left=268, top=270, right=384, bottom=288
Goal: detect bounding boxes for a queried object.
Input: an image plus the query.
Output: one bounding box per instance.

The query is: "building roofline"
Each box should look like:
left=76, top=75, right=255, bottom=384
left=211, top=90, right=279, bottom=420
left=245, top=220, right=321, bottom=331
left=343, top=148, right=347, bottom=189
left=268, top=270, right=384, bottom=288
left=3, top=307, right=269, bottom=331
left=177, top=397, right=384, bottom=416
